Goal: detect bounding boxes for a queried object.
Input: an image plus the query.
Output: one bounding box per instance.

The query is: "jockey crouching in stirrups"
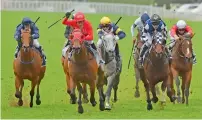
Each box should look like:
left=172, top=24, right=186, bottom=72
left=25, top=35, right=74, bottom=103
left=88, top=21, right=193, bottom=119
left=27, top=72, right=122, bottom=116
left=139, top=14, right=169, bottom=65
left=169, top=20, right=196, bottom=64
left=62, top=11, right=104, bottom=65
left=97, top=16, right=126, bottom=71
left=14, top=17, right=46, bottom=66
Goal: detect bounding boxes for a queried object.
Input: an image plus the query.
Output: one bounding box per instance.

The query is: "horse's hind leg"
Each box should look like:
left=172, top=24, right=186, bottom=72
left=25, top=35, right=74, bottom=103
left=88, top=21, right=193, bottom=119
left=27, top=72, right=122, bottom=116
left=15, top=76, right=23, bottom=106
left=175, top=76, right=181, bottom=103
left=77, top=83, right=84, bottom=114
left=134, top=68, right=140, bottom=98
left=113, top=74, right=120, bottom=102
left=29, top=77, right=38, bottom=107
left=82, top=83, right=89, bottom=103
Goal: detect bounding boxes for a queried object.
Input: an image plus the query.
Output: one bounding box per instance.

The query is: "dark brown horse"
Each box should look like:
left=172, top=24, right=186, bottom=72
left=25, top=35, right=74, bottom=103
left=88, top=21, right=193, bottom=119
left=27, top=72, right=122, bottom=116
left=62, top=29, right=105, bottom=113
left=169, top=34, right=193, bottom=105
left=133, top=33, right=160, bottom=98
left=13, top=29, right=46, bottom=107
left=142, top=32, right=175, bottom=110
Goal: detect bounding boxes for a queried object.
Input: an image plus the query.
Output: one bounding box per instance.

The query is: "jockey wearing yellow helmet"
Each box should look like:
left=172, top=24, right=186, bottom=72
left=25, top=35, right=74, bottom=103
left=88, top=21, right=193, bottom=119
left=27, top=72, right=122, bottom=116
left=97, top=16, right=126, bottom=62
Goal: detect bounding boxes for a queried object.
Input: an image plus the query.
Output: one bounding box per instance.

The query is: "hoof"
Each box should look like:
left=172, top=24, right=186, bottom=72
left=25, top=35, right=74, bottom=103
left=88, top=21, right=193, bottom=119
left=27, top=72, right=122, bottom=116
left=177, top=96, right=182, bottom=103
left=112, top=98, right=118, bottom=103
left=182, top=98, right=185, bottom=104
left=30, top=102, right=33, bottom=108
left=82, top=98, right=89, bottom=104
left=152, top=97, right=158, bottom=103
left=99, top=101, right=105, bottom=111
left=36, top=99, right=41, bottom=105
left=78, top=105, right=84, bottom=114
left=18, top=100, right=23, bottom=106
left=170, top=96, right=177, bottom=103
left=15, top=92, right=21, bottom=98
left=147, top=103, right=153, bottom=110
left=91, top=101, right=97, bottom=107
left=105, top=103, right=111, bottom=110
left=134, top=91, right=140, bottom=98
left=70, top=98, right=77, bottom=104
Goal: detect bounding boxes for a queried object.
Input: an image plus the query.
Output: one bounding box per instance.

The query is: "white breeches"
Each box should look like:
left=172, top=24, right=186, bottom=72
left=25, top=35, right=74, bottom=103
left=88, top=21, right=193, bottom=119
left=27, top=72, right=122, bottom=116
left=33, top=39, right=40, bottom=48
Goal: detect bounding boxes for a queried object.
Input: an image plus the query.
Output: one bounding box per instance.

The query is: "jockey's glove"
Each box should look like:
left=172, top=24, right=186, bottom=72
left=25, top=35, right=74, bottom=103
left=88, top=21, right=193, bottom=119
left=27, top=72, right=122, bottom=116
left=114, top=35, right=119, bottom=41
left=65, top=12, right=71, bottom=19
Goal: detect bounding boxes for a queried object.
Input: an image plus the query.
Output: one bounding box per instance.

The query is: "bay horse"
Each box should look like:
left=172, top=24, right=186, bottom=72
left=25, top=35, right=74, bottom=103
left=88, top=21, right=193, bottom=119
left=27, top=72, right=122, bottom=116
left=13, top=29, right=46, bottom=107
left=97, top=31, right=122, bottom=110
left=169, top=33, right=193, bottom=105
left=133, top=32, right=160, bottom=98
left=62, top=29, right=105, bottom=114
left=142, top=32, right=175, bottom=110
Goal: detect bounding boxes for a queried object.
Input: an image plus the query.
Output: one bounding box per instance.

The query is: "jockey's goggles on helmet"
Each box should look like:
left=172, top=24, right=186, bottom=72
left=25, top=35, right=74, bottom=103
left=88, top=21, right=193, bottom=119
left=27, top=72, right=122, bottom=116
left=152, top=21, right=160, bottom=26
left=178, top=28, right=185, bottom=31
left=101, top=24, right=111, bottom=28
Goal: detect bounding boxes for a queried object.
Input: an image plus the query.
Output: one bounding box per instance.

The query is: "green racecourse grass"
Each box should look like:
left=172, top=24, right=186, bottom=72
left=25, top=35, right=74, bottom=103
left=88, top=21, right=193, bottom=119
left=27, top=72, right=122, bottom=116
left=1, top=11, right=202, bottom=119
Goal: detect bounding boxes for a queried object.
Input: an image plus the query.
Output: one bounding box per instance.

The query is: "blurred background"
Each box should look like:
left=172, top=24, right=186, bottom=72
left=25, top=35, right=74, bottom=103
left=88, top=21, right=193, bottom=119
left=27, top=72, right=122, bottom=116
left=1, top=0, right=202, bottom=21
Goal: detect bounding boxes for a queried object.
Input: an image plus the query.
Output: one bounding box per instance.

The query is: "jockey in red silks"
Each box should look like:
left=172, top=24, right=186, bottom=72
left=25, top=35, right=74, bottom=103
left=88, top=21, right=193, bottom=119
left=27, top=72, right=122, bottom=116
left=169, top=20, right=196, bottom=64
left=62, top=11, right=104, bottom=64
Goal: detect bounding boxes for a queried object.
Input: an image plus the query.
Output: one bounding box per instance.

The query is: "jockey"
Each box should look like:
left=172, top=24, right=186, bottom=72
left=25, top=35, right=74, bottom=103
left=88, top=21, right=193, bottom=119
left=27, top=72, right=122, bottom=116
left=97, top=16, right=126, bottom=63
left=62, top=14, right=75, bottom=57
left=139, top=14, right=168, bottom=64
left=62, top=11, right=104, bottom=64
left=14, top=17, right=46, bottom=66
left=169, top=20, right=196, bottom=64
left=131, top=12, right=150, bottom=43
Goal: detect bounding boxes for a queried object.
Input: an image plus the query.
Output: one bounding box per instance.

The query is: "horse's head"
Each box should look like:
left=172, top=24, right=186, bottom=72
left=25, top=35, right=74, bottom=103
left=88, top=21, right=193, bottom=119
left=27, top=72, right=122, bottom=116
left=21, top=29, right=31, bottom=52
left=102, top=32, right=116, bottom=53
left=152, top=32, right=166, bottom=57
left=177, top=33, right=193, bottom=60
left=69, top=29, right=85, bottom=54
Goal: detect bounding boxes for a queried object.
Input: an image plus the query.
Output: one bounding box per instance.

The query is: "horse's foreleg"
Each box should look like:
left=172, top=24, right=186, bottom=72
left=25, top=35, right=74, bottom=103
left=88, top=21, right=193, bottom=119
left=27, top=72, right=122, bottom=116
left=134, top=67, right=140, bottom=98
left=151, top=83, right=158, bottom=103
left=82, top=83, right=89, bottom=103
left=113, top=74, right=120, bottom=102
left=36, top=77, right=42, bottom=105
left=69, top=77, right=76, bottom=104
left=89, top=82, right=97, bottom=107
left=105, top=74, right=115, bottom=110
left=143, top=80, right=152, bottom=110
left=29, top=77, right=38, bottom=108
left=175, top=76, right=181, bottom=103
left=77, top=83, right=84, bottom=114
left=181, top=75, right=186, bottom=104
left=15, top=76, right=23, bottom=106
left=184, top=72, right=192, bottom=105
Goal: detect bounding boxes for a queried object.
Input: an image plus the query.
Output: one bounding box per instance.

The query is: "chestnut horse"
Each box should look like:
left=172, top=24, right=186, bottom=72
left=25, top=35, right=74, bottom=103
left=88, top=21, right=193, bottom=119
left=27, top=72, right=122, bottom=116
left=142, top=32, right=175, bottom=110
left=13, top=29, right=46, bottom=107
left=62, top=29, right=105, bottom=114
left=133, top=33, right=160, bottom=98
left=169, top=33, right=193, bottom=105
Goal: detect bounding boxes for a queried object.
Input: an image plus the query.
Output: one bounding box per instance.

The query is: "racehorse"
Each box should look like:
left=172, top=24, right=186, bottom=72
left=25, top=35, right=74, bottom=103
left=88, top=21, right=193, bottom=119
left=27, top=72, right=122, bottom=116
left=13, top=29, right=46, bottom=107
left=142, top=32, right=175, bottom=110
left=169, top=33, right=193, bottom=105
left=62, top=29, right=105, bottom=113
left=133, top=33, right=160, bottom=98
left=97, top=32, right=122, bottom=110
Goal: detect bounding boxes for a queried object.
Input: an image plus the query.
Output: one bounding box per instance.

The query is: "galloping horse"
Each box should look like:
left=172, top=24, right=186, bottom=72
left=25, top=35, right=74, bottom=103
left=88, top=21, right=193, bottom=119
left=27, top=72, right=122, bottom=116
left=169, top=33, right=193, bottom=105
left=13, top=29, right=46, bottom=107
left=133, top=33, right=160, bottom=98
left=97, top=32, right=122, bottom=110
left=62, top=29, right=105, bottom=113
left=142, top=32, right=175, bottom=110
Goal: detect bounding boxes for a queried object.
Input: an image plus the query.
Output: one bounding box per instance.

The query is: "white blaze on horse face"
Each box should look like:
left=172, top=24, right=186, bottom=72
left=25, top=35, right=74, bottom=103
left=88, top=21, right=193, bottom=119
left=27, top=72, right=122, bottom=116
left=103, top=33, right=116, bottom=52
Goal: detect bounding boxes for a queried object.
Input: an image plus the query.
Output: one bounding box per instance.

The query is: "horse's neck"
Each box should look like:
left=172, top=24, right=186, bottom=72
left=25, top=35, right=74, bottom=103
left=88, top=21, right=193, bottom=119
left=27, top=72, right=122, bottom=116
left=20, top=48, right=34, bottom=61
left=173, top=42, right=182, bottom=58
left=73, top=45, right=88, bottom=62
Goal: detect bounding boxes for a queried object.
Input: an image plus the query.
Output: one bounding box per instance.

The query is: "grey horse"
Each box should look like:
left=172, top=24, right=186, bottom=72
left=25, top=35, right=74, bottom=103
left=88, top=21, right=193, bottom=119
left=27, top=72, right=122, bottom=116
left=97, top=32, right=122, bottom=110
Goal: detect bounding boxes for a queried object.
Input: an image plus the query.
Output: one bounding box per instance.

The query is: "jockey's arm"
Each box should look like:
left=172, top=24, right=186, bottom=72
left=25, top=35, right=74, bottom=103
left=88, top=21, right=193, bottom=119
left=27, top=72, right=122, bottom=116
left=185, top=25, right=194, bottom=37
left=131, top=23, right=137, bottom=38
left=84, top=22, right=93, bottom=41
left=97, top=24, right=104, bottom=39
left=32, top=26, right=39, bottom=39
left=14, top=25, right=22, bottom=41
left=62, top=18, right=76, bottom=27
left=161, top=24, right=168, bottom=39
left=170, top=25, right=179, bottom=39
left=64, top=26, right=71, bottom=38
left=113, top=25, right=126, bottom=40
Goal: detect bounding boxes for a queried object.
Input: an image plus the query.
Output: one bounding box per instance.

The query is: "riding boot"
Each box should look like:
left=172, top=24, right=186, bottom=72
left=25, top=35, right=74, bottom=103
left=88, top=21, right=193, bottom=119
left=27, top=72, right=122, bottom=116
left=192, top=50, right=197, bottom=65
left=115, top=43, right=122, bottom=72
left=139, top=44, right=148, bottom=65
left=37, top=46, right=46, bottom=66
left=62, top=40, right=72, bottom=58
left=90, top=43, right=105, bottom=64
left=14, top=46, right=21, bottom=58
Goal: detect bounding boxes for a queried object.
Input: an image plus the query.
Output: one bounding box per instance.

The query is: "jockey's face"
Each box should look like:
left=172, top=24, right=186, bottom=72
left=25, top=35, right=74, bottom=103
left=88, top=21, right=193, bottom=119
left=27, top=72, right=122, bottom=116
left=76, top=21, right=84, bottom=28
left=24, top=24, right=31, bottom=31
left=152, top=24, right=158, bottom=30
left=178, top=28, right=185, bottom=34
left=102, top=24, right=111, bottom=32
